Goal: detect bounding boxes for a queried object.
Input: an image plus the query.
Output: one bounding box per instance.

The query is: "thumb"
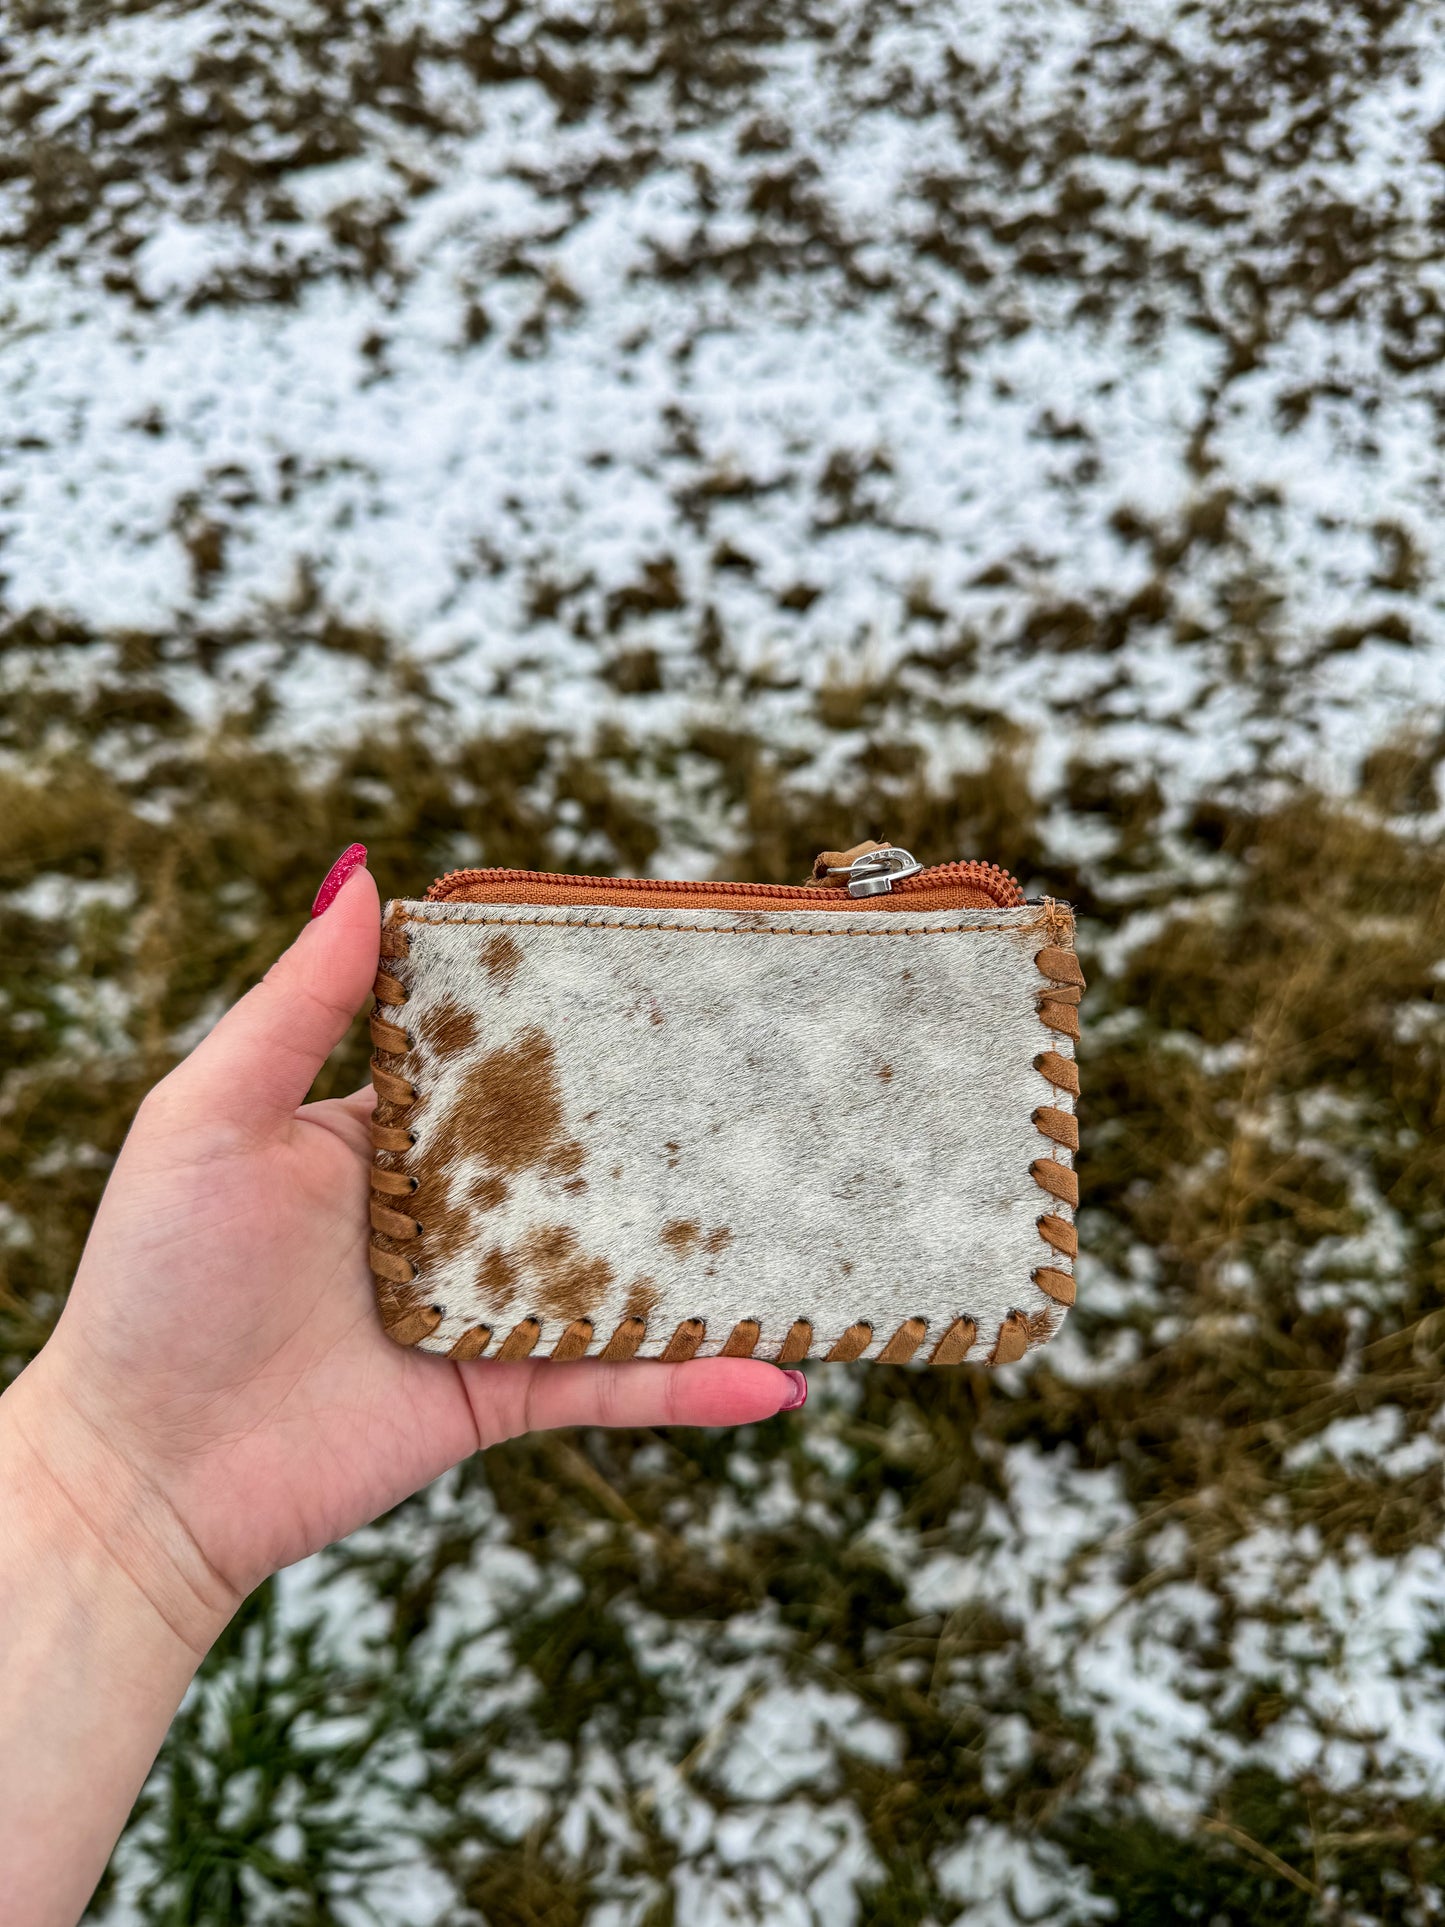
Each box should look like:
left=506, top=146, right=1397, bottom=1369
left=167, top=847, right=381, bottom=1133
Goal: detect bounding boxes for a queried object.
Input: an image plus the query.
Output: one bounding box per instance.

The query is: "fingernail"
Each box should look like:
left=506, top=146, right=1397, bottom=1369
left=311, top=843, right=368, bottom=918
left=780, top=1369, right=808, bottom=1411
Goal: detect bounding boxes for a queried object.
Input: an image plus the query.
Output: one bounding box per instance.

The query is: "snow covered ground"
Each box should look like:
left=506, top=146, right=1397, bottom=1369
left=6, top=0, right=1445, bottom=806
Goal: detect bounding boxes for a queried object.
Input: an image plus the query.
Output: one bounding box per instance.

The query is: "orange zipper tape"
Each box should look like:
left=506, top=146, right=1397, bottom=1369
left=425, top=857, right=1025, bottom=914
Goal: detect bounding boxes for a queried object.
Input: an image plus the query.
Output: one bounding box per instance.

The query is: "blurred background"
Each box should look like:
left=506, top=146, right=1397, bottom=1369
left=3, top=1, right=1444, bottom=1921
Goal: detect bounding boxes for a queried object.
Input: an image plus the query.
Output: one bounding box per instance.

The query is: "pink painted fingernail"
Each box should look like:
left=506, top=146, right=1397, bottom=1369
left=311, top=844, right=368, bottom=918
left=780, top=1370, right=808, bottom=1411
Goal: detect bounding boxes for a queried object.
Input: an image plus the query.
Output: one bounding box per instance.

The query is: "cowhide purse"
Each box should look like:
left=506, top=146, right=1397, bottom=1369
left=367, top=841, right=1083, bottom=1366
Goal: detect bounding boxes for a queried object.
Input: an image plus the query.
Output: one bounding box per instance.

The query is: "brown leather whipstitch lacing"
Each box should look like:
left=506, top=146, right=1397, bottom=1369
left=366, top=924, right=441, bottom=1346
left=1025, top=931, right=1085, bottom=1357
left=368, top=910, right=1083, bottom=1365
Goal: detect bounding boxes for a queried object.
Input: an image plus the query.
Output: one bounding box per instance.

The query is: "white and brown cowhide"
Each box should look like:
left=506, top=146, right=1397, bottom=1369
left=370, top=899, right=1077, bottom=1363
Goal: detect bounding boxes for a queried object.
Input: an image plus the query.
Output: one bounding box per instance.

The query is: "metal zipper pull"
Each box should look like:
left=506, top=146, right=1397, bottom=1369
left=825, top=845, right=925, bottom=897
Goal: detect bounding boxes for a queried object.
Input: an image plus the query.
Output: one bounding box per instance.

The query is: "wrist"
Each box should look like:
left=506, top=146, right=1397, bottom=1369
left=0, top=1354, right=238, bottom=1664
left=0, top=1358, right=232, bottom=1926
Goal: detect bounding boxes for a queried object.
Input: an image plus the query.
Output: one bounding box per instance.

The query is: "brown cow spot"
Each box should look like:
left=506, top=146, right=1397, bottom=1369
left=408, top=1026, right=566, bottom=1258
left=876, top=1062, right=894, bottom=1083
left=519, top=1222, right=614, bottom=1322
left=403, top=1013, right=610, bottom=1304
left=416, top=999, right=478, bottom=1060
left=661, top=1219, right=730, bottom=1259
left=410, top=1135, right=490, bottom=1271
left=452, top=1024, right=565, bottom=1172
left=664, top=1140, right=681, bottom=1169
left=478, top=1244, right=521, bottom=1312
left=479, top=931, right=522, bottom=983
left=544, top=1138, right=586, bottom=1178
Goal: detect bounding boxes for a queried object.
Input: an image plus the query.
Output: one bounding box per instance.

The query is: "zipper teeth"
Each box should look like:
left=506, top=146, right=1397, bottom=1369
left=426, top=859, right=1025, bottom=907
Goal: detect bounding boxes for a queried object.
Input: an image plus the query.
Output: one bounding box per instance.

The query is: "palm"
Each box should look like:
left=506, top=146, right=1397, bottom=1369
left=54, top=1086, right=479, bottom=1595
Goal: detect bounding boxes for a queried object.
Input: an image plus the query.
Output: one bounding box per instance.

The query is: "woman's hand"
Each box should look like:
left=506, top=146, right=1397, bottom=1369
left=0, top=847, right=804, bottom=1925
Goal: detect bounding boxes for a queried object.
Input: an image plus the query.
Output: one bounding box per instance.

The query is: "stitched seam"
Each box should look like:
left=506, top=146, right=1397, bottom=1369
left=396, top=911, right=1047, bottom=938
